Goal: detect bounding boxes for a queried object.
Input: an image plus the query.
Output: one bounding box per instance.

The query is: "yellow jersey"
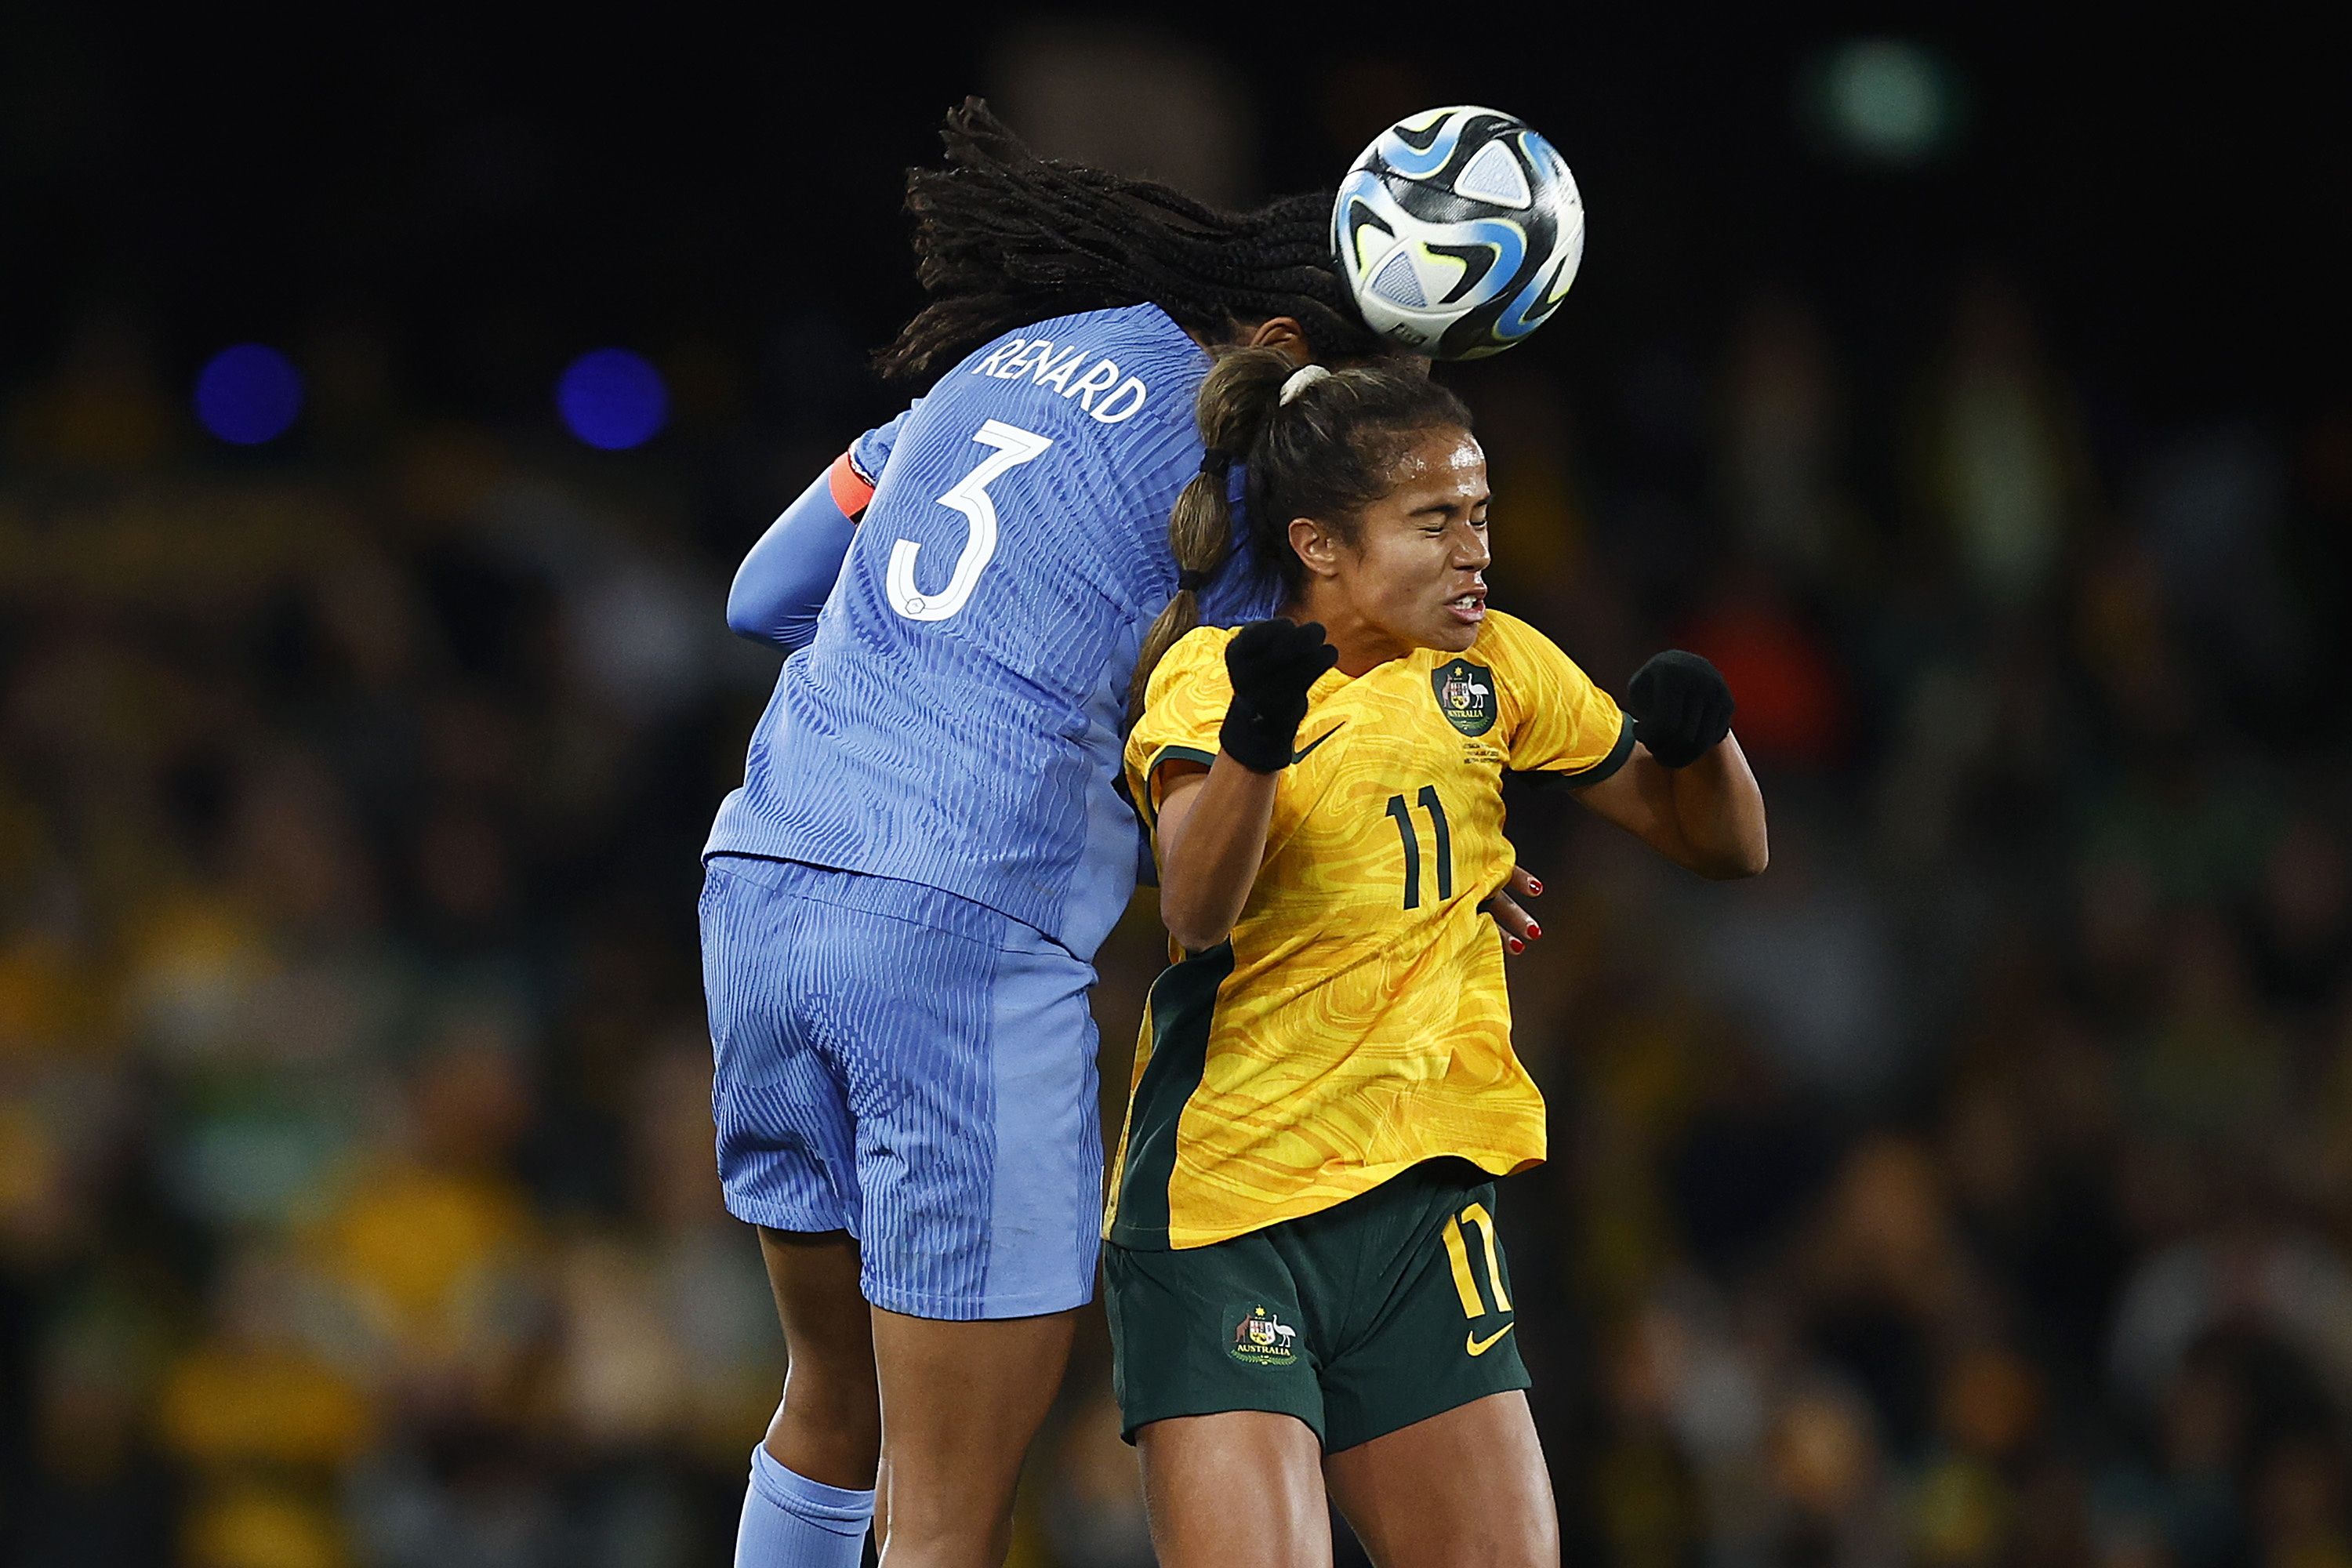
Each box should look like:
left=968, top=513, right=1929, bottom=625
left=1109, top=610, right=1631, bottom=1248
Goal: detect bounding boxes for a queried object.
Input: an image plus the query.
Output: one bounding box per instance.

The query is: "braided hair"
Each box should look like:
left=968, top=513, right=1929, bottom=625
left=1131, top=349, right=1473, bottom=717
left=877, top=99, right=1382, bottom=383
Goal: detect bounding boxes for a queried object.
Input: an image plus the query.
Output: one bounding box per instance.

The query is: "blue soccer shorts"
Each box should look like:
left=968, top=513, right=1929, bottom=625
left=699, top=854, right=1104, bottom=1320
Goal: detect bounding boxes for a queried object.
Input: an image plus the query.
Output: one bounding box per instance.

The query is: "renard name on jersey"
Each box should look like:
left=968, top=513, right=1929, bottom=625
left=967, top=333, right=1153, bottom=425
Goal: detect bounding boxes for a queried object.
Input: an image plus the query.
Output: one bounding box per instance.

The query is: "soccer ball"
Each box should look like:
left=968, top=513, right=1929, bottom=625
left=1333, top=106, right=1585, bottom=361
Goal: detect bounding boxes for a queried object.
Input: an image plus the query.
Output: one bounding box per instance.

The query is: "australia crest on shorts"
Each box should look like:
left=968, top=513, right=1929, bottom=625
left=1229, top=1304, right=1298, bottom=1366
left=1432, top=659, right=1497, bottom=737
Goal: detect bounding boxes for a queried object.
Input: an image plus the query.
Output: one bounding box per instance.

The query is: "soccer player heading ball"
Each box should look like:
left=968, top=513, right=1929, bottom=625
left=1109, top=352, right=1766, bottom=1565
left=707, top=99, right=1399, bottom=1567
left=702, top=96, right=1675, bottom=1566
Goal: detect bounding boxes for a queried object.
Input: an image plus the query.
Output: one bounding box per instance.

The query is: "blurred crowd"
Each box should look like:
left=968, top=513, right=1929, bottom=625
left=3, top=267, right=2348, bottom=1566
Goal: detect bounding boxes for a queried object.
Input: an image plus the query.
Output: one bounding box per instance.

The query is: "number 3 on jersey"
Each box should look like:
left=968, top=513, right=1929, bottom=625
left=887, top=420, right=1054, bottom=622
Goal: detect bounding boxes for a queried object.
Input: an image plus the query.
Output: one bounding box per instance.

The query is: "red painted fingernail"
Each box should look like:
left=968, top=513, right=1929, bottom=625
left=1508, top=938, right=1525, bottom=953
left=1528, top=879, right=1543, bottom=895
left=1526, top=924, right=1542, bottom=940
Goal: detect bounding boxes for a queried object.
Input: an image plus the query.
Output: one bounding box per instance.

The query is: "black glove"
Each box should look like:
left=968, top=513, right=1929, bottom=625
left=1627, top=650, right=1734, bottom=768
left=1219, top=619, right=1338, bottom=773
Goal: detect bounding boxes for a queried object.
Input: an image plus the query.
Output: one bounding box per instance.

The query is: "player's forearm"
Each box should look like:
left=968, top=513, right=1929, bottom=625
left=1156, top=760, right=1279, bottom=952
left=1668, top=735, right=1768, bottom=879
left=726, top=470, right=858, bottom=649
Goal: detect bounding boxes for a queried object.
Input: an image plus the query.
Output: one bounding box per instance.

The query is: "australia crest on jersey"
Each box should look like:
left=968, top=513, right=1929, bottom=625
left=1229, top=1305, right=1299, bottom=1366
left=1432, top=659, right=1497, bottom=737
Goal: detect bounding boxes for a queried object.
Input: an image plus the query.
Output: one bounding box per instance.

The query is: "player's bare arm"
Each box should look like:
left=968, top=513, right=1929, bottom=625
left=1153, top=760, right=1270, bottom=952
left=1151, top=615, right=1336, bottom=950
left=1575, top=722, right=1769, bottom=879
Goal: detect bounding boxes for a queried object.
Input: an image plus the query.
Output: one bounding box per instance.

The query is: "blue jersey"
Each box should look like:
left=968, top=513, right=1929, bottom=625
left=706, top=304, right=1276, bottom=958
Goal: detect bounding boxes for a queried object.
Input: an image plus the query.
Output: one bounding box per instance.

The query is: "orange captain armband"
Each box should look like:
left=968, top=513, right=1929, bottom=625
left=827, top=451, right=877, bottom=521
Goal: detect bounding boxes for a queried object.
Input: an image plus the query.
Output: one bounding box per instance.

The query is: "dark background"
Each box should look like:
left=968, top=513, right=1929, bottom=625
left=3, top=11, right=2348, bottom=1567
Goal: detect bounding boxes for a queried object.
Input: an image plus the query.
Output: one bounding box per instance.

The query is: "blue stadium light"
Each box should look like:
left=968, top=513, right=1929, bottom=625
left=557, top=348, right=669, bottom=450
left=194, top=343, right=304, bottom=445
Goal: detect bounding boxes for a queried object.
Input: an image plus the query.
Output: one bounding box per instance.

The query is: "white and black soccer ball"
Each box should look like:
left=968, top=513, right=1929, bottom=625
left=1333, top=106, right=1585, bottom=361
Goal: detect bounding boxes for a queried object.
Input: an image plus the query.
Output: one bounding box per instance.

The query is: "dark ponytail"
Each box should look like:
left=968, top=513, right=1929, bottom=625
left=1131, top=349, right=1300, bottom=718
left=1129, top=350, right=1474, bottom=715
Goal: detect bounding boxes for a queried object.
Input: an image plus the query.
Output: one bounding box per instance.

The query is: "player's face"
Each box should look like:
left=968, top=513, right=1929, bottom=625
left=1323, top=426, right=1491, bottom=656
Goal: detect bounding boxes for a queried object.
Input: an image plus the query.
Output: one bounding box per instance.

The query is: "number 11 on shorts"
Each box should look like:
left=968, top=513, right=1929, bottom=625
left=1444, top=1203, right=1515, bottom=1356
left=1443, top=1202, right=1512, bottom=1322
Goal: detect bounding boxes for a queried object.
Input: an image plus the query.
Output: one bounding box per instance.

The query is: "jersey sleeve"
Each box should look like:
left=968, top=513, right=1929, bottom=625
left=844, top=400, right=920, bottom=498
left=1491, top=614, right=1635, bottom=785
left=725, top=467, right=858, bottom=649
left=727, top=402, right=924, bottom=650
left=1123, top=629, right=1236, bottom=828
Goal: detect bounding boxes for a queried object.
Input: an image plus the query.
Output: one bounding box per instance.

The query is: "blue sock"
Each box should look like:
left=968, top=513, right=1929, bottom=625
left=736, top=1444, right=876, bottom=1568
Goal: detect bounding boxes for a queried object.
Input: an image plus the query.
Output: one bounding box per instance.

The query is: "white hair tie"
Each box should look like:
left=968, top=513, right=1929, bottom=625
left=1279, top=364, right=1332, bottom=405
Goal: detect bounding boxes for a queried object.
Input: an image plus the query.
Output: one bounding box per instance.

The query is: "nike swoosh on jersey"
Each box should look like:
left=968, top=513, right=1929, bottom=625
left=1466, top=1323, right=1516, bottom=1356
left=1291, top=724, right=1345, bottom=764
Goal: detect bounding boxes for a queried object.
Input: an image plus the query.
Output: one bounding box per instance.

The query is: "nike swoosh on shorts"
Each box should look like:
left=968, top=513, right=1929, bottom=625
left=1466, top=1323, right=1516, bottom=1356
